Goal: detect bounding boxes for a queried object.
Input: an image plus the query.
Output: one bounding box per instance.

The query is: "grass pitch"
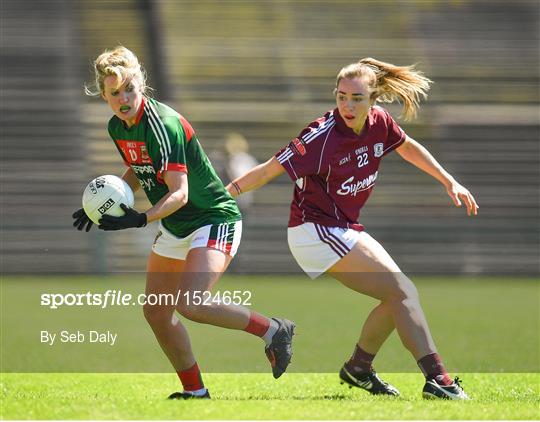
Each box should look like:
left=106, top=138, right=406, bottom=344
left=1, top=372, right=539, bottom=419
left=1, top=275, right=538, bottom=419
left=2, top=275, right=538, bottom=373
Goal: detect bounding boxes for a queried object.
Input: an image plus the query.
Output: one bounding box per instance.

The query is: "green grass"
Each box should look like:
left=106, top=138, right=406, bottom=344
left=1, top=373, right=539, bottom=419
left=1, top=275, right=538, bottom=373
left=1, top=275, right=539, bottom=419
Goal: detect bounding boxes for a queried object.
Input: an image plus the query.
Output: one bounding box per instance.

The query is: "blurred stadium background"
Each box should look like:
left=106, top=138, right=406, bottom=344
left=1, top=0, right=539, bottom=275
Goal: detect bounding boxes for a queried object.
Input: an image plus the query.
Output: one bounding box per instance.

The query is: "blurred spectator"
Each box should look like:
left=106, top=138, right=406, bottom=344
left=224, top=132, right=258, bottom=212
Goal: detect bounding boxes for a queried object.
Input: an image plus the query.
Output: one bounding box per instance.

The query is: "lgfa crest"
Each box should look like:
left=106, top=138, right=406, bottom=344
left=374, top=143, right=384, bottom=158
left=140, top=145, right=151, bottom=162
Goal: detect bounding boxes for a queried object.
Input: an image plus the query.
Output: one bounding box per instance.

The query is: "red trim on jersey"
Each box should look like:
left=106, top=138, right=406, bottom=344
left=156, top=164, right=188, bottom=184
left=166, top=163, right=188, bottom=173
left=178, top=114, right=195, bottom=142
left=134, top=97, right=146, bottom=126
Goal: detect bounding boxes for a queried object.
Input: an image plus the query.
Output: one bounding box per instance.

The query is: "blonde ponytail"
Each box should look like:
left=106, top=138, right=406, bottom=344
left=336, top=58, right=432, bottom=121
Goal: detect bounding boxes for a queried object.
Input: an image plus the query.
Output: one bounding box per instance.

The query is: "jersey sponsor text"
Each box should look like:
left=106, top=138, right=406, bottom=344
left=336, top=172, right=378, bottom=197
left=131, top=164, right=156, bottom=175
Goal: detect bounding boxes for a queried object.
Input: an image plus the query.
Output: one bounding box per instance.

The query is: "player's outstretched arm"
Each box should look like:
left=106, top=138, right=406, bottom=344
left=226, top=157, right=285, bottom=197
left=396, top=137, right=479, bottom=216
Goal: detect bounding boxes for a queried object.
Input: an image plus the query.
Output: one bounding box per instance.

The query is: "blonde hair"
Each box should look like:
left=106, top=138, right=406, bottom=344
left=335, top=58, right=432, bottom=120
left=85, top=46, right=150, bottom=96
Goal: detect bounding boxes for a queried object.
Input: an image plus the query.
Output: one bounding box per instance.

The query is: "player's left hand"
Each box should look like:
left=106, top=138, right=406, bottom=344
left=72, top=208, right=94, bottom=232
left=446, top=183, right=479, bottom=216
left=99, top=204, right=147, bottom=231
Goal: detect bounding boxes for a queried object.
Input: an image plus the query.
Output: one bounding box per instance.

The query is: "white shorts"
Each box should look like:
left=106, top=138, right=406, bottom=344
left=287, top=222, right=366, bottom=279
left=152, top=220, right=242, bottom=261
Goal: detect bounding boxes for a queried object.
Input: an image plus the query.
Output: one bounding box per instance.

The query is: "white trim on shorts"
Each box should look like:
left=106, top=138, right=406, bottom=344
left=287, top=222, right=365, bottom=279
left=152, top=220, right=242, bottom=260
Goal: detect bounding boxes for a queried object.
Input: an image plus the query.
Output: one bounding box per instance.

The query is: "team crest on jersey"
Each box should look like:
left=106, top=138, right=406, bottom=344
left=140, top=145, right=150, bottom=162
left=292, top=138, right=307, bottom=156
left=374, top=143, right=384, bottom=158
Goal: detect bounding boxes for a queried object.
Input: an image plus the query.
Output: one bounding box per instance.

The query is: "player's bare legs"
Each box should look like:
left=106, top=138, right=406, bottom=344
left=326, top=231, right=434, bottom=396
left=327, top=232, right=437, bottom=359
left=174, top=247, right=251, bottom=328
left=144, top=248, right=258, bottom=372
left=326, top=232, right=467, bottom=399
left=177, top=247, right=295, bottom=379
left=329, top=234, right=468, bottom=400
left=145, top=249, right=295, bottom=398
left=144, top=252, right=195, bottom=371
left=358, top=302, right=395, bottom=354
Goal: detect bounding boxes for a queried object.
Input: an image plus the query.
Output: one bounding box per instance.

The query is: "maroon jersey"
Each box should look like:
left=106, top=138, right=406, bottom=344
left=275, top=106, right=406, bottom=231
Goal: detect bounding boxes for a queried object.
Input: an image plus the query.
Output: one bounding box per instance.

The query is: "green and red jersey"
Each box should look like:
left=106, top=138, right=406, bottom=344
left=107, top=97, right=241, bottom=238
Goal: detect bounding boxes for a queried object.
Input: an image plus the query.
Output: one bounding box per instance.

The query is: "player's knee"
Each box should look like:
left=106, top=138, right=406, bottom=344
left=143, top=304, right=172, bottom=329
left=385, top=276, right=419, bottom=304
left=176, top=303, right=208, bottom=323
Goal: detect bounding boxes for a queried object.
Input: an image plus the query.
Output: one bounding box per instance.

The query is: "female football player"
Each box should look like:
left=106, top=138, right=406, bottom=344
left=227, top=58, right=478, bottom=400
left=72, top=46, right=295, bottom=399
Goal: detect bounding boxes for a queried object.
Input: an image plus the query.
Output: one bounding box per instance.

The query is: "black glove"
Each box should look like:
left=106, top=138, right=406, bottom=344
left=99, top=204, right=147, bottom=231
left=72, top=208, right=93, bottom=232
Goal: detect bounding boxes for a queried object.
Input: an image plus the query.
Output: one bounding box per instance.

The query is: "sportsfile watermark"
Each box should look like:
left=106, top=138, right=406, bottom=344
left=2, top=274, right=538, bottom=373
left=40, top=289, right=252, bottom=309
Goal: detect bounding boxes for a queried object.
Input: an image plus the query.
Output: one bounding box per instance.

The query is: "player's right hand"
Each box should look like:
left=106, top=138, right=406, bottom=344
left=72, top=208, right=93, bottom=232
left=445, top=182, right=479, bottom=216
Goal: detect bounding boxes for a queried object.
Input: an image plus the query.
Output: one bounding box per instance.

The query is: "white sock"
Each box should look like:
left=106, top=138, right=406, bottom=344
left=184, top=387, right=207, bottom=396
left=262, top=319, right=279, bottom=346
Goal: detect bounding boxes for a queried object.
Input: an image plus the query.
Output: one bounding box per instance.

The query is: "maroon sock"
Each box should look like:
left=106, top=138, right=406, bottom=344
left=417, top=353, right=452, bottom=385
left=346, top=344, right=375, bottom=373
left=177, top=362, right=204, bottom=391
left=244, top=312, right=270, bottom=337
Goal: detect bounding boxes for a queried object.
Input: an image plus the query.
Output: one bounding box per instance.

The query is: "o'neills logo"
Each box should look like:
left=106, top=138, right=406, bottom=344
left=336, top=172, right=378, bottom=196
left=98, top=198, right=116, bottom=214
left=292, top=138, right=306, bottom=156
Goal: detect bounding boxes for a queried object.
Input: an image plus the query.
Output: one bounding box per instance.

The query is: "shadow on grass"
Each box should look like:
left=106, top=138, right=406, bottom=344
left=215, top=393, right=403, bottom=401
